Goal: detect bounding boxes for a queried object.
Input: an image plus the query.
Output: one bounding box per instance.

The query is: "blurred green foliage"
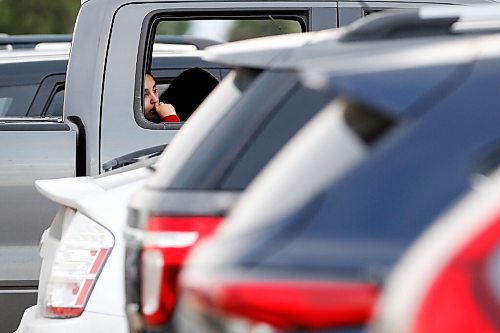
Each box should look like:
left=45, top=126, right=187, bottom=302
left=0, top=0, right=80, bottom=34
left=228, top=20, right=302, bottom=41
left=155, top=18, right=302, bottom=42
left=156, top=21, right=190, bottom=35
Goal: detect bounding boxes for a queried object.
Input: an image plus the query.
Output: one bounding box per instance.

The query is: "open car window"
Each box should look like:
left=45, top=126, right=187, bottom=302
left=136, top=14, right=306, bottom=129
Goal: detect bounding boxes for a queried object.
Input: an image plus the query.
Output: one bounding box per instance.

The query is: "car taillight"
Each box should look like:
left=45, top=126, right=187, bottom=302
left=410, top=216, right=500, bottom=333
left=140, top=215, right=222, bottom=326
left=183, top=278, right=379, bottom=331
left=41, top=212, right=114, bottom=318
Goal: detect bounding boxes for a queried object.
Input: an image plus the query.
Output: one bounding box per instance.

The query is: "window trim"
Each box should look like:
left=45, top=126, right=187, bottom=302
left=41, top=84, right=65, bottom=117
left=134, top=8, right=309, bottom=130
left=27, top=74, right=65, bottom=117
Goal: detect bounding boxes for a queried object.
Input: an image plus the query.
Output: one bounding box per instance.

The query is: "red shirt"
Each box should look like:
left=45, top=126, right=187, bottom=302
left=163, top=115, right=180, bottom=122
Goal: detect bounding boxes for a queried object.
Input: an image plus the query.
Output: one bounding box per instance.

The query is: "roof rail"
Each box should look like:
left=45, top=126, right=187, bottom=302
left=0, top=34, right=72, bottom=49
left=341, top=5, right=500, bottom=42
left=0, top=34, right=222, bottom=50
left=154, top=35, right=223, bottom=50
left=340, top=10, right=458, bottom=42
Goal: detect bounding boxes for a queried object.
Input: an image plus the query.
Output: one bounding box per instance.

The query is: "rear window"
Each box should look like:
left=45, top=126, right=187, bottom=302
left=220, top=85, right=331, bottom=189
left=218, top=97, right=395, bottom=239
left=0, top=85, right=37, bottom=117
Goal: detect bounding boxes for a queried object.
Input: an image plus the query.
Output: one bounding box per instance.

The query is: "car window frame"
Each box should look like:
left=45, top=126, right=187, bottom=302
left=27, top=73, right=66, bottom=117
left=134, top=8, right=310, bottom=130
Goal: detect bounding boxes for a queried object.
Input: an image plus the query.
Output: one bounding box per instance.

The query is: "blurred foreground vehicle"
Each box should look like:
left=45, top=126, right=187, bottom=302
left=15, top=160, right=156, bottom=333
left=177, top=6, right=500, bottom=333
left=369, top=168, right=500, bottom=333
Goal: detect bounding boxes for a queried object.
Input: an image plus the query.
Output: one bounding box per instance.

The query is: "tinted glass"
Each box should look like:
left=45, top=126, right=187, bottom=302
left=220, top=86, right=331, bottom=189
left=218, top=98, right=392, bottom=239
left=161, top=70, right=297, bottom=190
left=45, top=89, right=64, bottom=117
left=0, top=85, right=37, bottom=117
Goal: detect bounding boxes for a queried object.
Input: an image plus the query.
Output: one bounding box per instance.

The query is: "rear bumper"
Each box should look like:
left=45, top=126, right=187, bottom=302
left=15, top=305, right=128, bottom=333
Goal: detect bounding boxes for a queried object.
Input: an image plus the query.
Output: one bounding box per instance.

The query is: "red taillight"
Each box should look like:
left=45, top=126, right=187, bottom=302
left=140, top=216, right=222, bottom=326
left=411, top=216, right=500, bottom=333
left=185, top=279, right=379, bottom=330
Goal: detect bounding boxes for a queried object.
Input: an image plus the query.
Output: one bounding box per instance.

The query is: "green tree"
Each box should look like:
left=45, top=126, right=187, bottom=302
left=156, top=21, right=190, bottom=36
left=228, top=19, right=302, bottom=42
left=0, top=0, right=80, bottom=34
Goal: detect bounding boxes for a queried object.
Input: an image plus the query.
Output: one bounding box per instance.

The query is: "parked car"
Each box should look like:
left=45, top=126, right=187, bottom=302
left=123, top=4, right=490, bottom=333
left=177, top=6, right=500, bottom=333
left=15, top=160, right=157, bottom=333
left=369, top=168, right=500, bottom=333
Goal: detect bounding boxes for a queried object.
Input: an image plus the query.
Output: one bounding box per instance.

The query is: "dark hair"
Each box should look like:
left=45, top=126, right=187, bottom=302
left=159, top=68, right=219, bottom=122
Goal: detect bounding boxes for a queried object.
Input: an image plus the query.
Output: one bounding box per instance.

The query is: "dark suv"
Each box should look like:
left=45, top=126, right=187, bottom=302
left=177, top=7, right=500, bottom=333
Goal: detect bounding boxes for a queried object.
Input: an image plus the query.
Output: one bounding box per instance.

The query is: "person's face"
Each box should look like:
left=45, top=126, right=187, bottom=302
left=144, top=74, right=161, bottom=122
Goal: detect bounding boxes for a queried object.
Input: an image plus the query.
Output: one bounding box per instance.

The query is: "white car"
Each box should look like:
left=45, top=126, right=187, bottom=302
left=15, top=161, right=155, bottom=333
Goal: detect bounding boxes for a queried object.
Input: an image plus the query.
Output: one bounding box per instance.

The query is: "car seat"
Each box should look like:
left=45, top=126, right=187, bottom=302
left=159, top=67, right=219, bottom=122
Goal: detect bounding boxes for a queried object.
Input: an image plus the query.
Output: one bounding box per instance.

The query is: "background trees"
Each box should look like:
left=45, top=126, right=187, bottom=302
left=0, top=0, right=80, bottom=34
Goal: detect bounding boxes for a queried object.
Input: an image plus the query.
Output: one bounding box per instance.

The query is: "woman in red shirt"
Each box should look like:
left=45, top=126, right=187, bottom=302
left=143, top=72, right=180, bottom=123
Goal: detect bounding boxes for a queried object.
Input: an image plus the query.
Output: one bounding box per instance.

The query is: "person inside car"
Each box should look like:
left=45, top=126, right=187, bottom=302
left=144, top=72, right=180, bottom=123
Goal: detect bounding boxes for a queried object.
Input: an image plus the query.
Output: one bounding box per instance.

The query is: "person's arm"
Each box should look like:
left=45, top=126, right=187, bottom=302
left=162, top=114, right=180, bottom=122
left=155, top=102, right=180, bottom=122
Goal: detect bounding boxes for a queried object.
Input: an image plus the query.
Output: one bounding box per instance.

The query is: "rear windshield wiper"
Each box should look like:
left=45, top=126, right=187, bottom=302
left=102, top=144, right=167, bottom=172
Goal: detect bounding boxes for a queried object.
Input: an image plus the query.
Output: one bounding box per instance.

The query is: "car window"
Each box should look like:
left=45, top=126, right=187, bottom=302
left=136, top=14, right=306, bottom=128
left=0, top=85, right=37, bottom=117
left=44, top=88, right=64, bottom=117
left=156, top=18, right=303, bottom=43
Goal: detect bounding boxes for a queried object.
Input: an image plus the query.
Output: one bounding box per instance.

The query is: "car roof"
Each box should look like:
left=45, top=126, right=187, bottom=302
left=298, top=34, right=486, bottom=117
left=202, top=5, right=500, bottom=70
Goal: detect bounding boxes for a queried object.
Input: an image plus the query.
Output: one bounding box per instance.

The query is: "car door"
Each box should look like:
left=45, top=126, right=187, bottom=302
left=99, top=1, right=338, bottom=172
left=0, top=120, right=76, bottom=327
